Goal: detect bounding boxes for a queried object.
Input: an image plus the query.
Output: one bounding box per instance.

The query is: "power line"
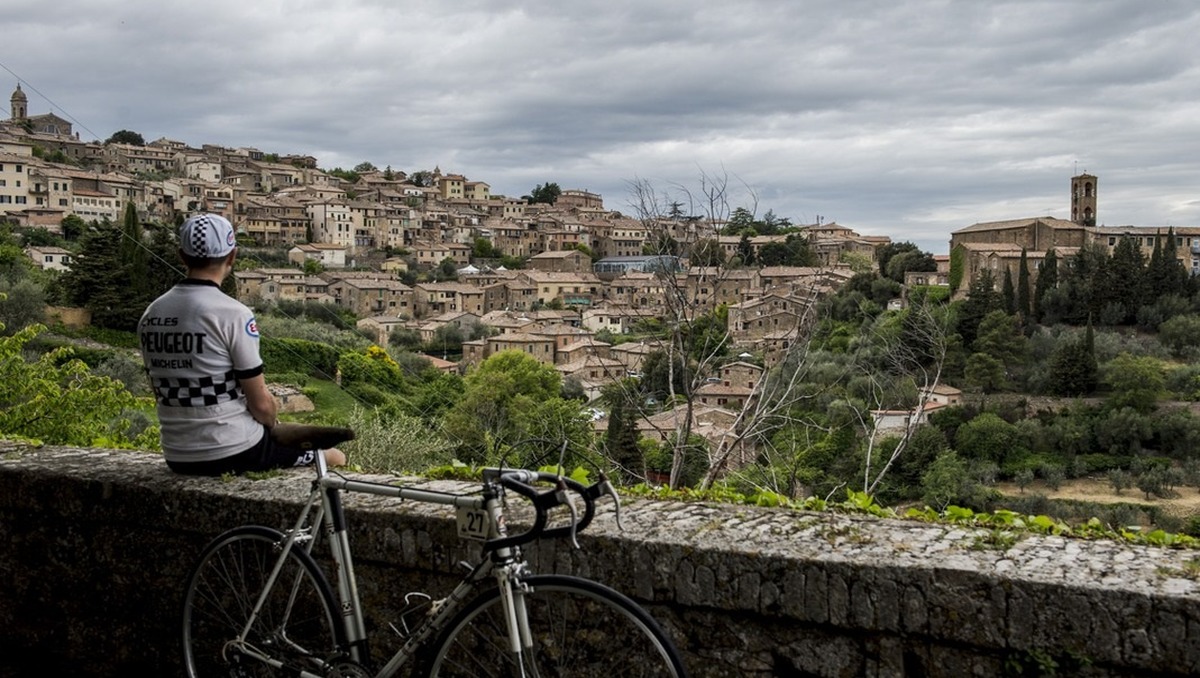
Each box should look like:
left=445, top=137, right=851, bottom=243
left=0, top=61, right=104, bottom=141
left=2, top=65, right=465, bottom=429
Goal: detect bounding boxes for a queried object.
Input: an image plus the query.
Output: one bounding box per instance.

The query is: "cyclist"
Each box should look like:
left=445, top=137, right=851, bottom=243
left=138, top=213, right=346, bottom=475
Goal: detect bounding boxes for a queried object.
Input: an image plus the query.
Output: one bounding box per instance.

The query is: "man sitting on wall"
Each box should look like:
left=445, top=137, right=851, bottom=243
left=138, top=213, right=347, bottom=475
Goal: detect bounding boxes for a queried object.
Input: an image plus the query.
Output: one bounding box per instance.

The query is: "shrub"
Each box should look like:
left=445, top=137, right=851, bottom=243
left=955, top=412, right=1027, bottom=467
left=340, top=405, right=453, bottom=474
left=261, top=337, right=342, bottom=377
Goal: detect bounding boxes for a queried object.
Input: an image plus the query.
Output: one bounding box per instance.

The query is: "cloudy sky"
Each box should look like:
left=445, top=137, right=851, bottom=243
left=6, top=0, right=1200, bottom=253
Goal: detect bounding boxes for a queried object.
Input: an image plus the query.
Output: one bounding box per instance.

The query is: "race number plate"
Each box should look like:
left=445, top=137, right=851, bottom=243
left=456, top=507, right=490, bottom=540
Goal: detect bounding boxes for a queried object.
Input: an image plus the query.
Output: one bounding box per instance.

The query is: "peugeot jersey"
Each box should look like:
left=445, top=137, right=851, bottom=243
left=138, top=279, right=265, bottom=462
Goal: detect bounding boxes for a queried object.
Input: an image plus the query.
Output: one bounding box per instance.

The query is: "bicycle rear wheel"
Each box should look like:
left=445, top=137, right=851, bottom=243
left=182, top=525, right=344, bottom=677
left=422, top=574, right=687, bottom=677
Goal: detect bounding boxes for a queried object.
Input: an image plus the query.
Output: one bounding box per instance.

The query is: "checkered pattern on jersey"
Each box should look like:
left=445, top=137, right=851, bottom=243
left=152, top=371, right=243, bottom=407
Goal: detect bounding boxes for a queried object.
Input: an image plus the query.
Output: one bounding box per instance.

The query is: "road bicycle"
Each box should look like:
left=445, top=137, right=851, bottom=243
left=180, top=427, right=688, bottom=677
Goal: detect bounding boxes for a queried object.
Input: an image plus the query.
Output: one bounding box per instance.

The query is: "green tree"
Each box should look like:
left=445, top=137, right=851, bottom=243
left=1159, top=314, right=1200, bottom=358
left=973, top=310, right=1027, bottom=366
left=0, top=323, right=154, bottom=447
left=877, top=242, right=921, bottom=280
left=883, top=248, right=936, bottom=284
left=19, top=227, right=62, bottom=248
left=472, top=237, right=499, bottom=259
left=105, top=129, right=145, bottom=145
left=442, top=350, right=564, bottom=460
left=526, top=182, right=562, bottom=205
left=54, top=217, right=181, bottom=331
left=736, top=232, right=755, bottom=265
left=1102, top=353, right=1164, bottom=413
left=921, top=450, right=977, bottom=511
left=1017, top=248, right=1031, bottom=320
left=52, top=220, right=131, bottom=329
left=1033, top=248, right=1058, bottom=322
left=119, top=203, right=150, bottom=300
left=964, top=352, right=1006, bottom=394
left=724, top=207, right=756, bottom=235
left=1047, top=325, right=1098, bottom=396
left=1105, top=236, right=1147, bottom=324
left=603, top=395, right=644, bottom=482
left=60, top=214, right=86, bottom=241
left=409, top=170, right=435, bottom=187
left=0, top=278, right=46, bottom=333
left=954, top=412, right=1025, bottom=467
left=759, top=234, right=816, bottom=267
left=758, top=209, right=791, bottom=234
left=1145, top=228, right=1190, bottom=301
left=956, top=269, right=1000, bottom=347
left=1001, top=268, right=1016, bottom=315
left=427, top=324, right=464, bottom=358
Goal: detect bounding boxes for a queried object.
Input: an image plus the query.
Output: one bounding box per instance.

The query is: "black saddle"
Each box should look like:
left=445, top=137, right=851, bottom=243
left=270, top=423, right=355, bottom=450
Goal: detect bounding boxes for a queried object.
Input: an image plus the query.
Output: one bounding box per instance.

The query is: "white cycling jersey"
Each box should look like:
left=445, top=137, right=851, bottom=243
left=138, top=279, right=265, bottom=462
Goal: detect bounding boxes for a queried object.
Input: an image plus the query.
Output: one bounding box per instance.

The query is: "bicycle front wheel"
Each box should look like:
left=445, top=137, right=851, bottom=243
left=182, top=525, right=344, bottom=677
left=422, top=574, right=687, bottom=677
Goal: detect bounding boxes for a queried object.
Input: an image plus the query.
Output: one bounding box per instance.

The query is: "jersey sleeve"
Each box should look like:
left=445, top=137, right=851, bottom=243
left=228, top=306, right=265, bottom=379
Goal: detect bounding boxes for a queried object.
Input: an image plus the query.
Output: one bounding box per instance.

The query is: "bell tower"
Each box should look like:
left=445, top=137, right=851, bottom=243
left=10, top=83, right=27, bottom=121
left=1071, top=173, right=1097, bottom=226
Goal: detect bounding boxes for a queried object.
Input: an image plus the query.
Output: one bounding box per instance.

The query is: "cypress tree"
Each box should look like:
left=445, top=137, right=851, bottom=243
left=1147, top=233, right=1166, bottom=298
left=1107, top=236, right=1145, bottom=324
left=1158, top=227, right=1189, bottom=297
left=119, top=202, right=150, bottom=300
left=1033, top=248, right=1058, bottom=322
left=737, top=232, right=755, bottom=265
left=604, top=398, right=643, bottom=483
left=958, top=269, right=1000, bottom=347
left=1017, top=248, right=1031, bottom=320
left=1001, top=267, right=1016, bottom=315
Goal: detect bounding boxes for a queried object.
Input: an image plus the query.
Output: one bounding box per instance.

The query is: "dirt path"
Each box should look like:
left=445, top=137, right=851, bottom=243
left=997, top=477, right=1200, bottom=519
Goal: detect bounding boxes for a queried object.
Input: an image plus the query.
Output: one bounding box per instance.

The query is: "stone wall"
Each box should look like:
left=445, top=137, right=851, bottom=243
left=2, top=442, right=1200, bottom=677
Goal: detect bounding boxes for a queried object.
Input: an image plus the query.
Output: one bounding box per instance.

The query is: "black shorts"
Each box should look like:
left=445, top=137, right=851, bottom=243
left=166, top=426, right=318, bottom=476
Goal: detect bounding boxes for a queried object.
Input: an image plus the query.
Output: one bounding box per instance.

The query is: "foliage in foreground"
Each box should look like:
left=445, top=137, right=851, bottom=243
left=0, top=323, right=159, bottom=449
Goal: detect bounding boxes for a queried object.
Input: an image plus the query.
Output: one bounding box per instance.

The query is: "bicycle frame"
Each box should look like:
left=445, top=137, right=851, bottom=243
left=235, top=450, right=538, bottom=677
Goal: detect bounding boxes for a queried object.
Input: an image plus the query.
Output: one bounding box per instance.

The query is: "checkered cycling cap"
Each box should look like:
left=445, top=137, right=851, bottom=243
left=180, top=213, right=236, bottom=258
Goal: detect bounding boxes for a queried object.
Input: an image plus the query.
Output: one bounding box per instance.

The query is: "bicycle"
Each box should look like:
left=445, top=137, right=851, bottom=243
left=180, top=427, right=689, bottom=677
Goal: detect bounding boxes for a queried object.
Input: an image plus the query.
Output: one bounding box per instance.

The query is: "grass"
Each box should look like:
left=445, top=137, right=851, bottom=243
left=285, top=378, right=360, bottom=425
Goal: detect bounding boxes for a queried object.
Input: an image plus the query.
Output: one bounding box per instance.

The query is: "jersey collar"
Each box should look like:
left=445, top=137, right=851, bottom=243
left=177, top=278, right=221, bottom=288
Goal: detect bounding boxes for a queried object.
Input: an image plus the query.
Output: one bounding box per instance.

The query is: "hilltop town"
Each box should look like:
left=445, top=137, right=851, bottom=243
left=0, top=84, right=893, bottom=377
left=2, top=82, right=1200, bottom=410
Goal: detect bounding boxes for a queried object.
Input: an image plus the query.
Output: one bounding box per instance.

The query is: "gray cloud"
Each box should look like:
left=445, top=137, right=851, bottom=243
left=6, top=0, right=1200, bottom=252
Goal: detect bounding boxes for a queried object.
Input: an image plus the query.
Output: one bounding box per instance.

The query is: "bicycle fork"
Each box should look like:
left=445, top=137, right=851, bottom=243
left=497, top=562, right=540, bottom=678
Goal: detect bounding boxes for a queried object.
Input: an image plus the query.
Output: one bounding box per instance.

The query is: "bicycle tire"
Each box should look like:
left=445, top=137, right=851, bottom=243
left=182, top=525, right=344, bottom=677
left=421, top=574, right=688, bottom=677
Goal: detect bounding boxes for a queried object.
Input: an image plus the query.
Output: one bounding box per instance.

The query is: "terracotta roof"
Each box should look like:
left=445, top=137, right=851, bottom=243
left=953, top=217, right=1080, bottom=234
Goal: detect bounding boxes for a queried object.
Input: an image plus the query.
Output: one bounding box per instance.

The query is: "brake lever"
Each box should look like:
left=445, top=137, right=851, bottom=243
left=598, top=472, right=623, bottom=531
left=554, top=478, right=580, bottom=549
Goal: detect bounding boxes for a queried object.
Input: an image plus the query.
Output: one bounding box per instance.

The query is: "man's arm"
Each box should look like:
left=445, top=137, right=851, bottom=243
left=240, top=373, right=278, bottom=428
